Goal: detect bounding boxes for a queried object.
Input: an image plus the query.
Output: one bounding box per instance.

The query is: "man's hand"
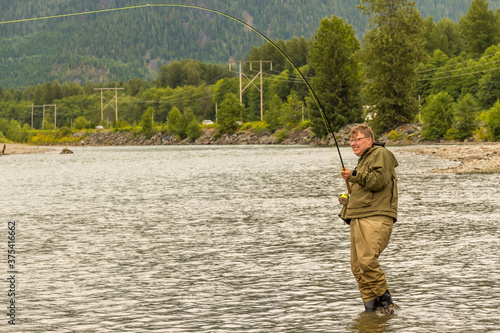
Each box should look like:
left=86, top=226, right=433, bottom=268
left=341, top=168, right=351, bottom=180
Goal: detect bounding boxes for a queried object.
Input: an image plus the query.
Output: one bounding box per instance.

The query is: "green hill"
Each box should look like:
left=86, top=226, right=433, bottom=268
left=1, top=0, right=499, bottom=89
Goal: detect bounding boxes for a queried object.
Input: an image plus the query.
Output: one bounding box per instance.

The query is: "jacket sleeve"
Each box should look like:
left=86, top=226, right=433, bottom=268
left=348, top=149, right=392, bottom=192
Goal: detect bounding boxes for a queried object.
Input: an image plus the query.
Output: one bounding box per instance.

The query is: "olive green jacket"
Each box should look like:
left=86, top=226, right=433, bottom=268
left=339, top=143, right=398, bottom=223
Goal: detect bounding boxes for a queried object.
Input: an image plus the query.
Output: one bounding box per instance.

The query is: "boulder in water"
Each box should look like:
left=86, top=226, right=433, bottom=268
left=60, top=148, right=73, bottom=154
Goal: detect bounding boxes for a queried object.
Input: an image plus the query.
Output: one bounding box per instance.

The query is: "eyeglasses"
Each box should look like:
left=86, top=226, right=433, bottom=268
left=350, top=137, right=368, bottom=144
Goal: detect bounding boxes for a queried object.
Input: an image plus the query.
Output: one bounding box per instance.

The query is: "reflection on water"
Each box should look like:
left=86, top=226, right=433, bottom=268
left=349, top=312, right=392, bottom=332
left=2, top=145, right=499, bottom=332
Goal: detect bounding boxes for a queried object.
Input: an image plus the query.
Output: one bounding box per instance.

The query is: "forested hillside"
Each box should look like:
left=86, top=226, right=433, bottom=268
left=1, top=0, right=499, bottom=89
left=3, top=0, right=500, bottom=145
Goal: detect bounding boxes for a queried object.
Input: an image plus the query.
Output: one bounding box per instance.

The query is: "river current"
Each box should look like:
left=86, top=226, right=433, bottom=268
left=2, top=145, right=499, bottom=332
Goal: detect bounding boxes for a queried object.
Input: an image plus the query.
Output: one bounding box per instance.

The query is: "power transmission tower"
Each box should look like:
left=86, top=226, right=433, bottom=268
left=44, top=104, right=57, bottom=129
left=31, top=104, right=56, bottom=130
left=94, top=88, right=124, bottom=123
left=229, top=60, right=272, bottom=121
left=31, top=104, right=41, bottom=130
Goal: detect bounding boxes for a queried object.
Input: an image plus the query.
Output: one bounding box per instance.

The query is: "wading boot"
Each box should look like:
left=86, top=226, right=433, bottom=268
left=378, top=289, right=394, bottom=316
left=363, top=298, right=381, bottom=312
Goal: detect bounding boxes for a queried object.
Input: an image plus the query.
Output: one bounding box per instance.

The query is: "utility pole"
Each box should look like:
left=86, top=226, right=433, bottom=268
left=31, top=105, right=43, bottom=130
left=239, top=62, right=243, bottom=104
left=30, top=104, right=56, bottom=130
left=43, top=104, right=57, bottom=129
left=229, top=60, right=272, bottom=121
left=418, top=95, right=422, bottom=123
left=260, top=60, right=263, bottom=121
left=94, top=88, right=124, bottom=123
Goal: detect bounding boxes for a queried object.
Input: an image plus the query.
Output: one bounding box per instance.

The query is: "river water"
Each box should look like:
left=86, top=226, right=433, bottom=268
left=2, top=145, right=499, bottom=332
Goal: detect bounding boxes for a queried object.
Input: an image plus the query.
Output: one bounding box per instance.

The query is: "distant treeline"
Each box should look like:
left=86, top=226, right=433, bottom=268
left=1, top=0, right=500, bottom=144
left=0, top=39, right=312, bottom=144
left=1, top=0, right=499, bottom=89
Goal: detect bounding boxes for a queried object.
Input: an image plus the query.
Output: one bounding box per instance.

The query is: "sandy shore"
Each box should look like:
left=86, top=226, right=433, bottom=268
left=403, top=143, right=500, bottom=173
left=0, top=143, right=55, bottom=156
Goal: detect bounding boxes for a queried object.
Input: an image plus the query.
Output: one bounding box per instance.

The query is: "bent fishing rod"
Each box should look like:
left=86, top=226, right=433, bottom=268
left=0, top=3, right=351, bottom=193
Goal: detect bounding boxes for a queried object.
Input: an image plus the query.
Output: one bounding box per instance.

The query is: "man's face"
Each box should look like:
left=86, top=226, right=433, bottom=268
left=350, top=132, right=372, bottom=157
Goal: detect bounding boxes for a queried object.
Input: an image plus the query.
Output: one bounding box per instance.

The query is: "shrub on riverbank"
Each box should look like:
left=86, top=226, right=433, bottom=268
left=29, top=132, right=83, bottom=145
left=241, top=121, right=270, bottom=135
left=2, top=117, right=498, bottom=146
left=186, top=119, right=202, bottom=142
left=0, top=119, right=30, bottom=143
left=480, top=101, right=500, bottom=141
left=274, top=128, right=290, bottom=143
left=165, top=107, right=201, bottom=141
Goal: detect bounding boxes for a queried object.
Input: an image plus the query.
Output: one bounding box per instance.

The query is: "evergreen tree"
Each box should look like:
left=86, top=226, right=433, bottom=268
left=186, top=119, right=202, bottom=142
left=74, top=116, right=91, bottom=130
left=156, top=59, right=230, bottom=89
left=213, top=78, right=239, bottom=106
left=279, top=94, right=303, bottom=126
left=267, top=71, right=292, bottom=101
left=308, top=15, right=363, bottom=136
left=33, top=84, right=43, bottom=105
left=446, top=94, right=479, bottom=141
left=264, top=94, right=283, bottom=131
left=460, top=0, right=499, bottom=57
left=166, top=106, right=183, bottom=138
left=43, top=116, right=55, bottom=131
left=124, top=78, right=150, bottom=97
left=42, top=82, right=54, bottom=104
left=358, top=0, right=428, bottom=134
left=217, top=93, right=244, bottom=134
left=427, top=51, right=466, bottom=99
left=421, top=92, right=454, bottom=140
left=141, top=106, right=154, bottom=137
left=53, top=79, right=63, bottom=100
left=422, top=17, right=441, bottom=55
left=435, top=18, right=465, bottom=57
left=481, top=100, right=500, bottom=140
left=477, top=70, right=500, bottom=109
left=423, top=17, right=465, bottom=57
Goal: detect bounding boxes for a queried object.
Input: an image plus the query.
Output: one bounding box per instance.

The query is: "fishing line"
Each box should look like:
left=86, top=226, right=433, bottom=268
left=1, top=3, right=348, bottom=187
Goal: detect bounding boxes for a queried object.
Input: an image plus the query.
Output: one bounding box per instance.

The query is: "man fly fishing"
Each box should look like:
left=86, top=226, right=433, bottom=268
left=338, top=124, right=398, bottom=315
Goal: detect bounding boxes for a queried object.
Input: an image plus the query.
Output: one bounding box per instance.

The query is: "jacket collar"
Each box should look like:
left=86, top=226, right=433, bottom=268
left=358, top=142, right=385, bottom=162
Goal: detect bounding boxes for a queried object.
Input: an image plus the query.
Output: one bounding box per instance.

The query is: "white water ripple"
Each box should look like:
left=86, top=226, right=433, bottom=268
left=2, top=145, right=499, bottom=332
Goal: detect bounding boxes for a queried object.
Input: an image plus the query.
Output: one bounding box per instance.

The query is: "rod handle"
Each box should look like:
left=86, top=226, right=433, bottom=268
left=342, top=167, right=351, bottom=194
left=345, top=179, right=351, bottom=194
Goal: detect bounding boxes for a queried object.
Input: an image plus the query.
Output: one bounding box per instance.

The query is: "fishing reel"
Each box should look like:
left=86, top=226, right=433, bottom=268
left=338, top=192, right=349, bottom=205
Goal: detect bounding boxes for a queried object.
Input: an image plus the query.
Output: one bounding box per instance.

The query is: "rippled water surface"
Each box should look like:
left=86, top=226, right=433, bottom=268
left=2, top=145, right=499, bottom=332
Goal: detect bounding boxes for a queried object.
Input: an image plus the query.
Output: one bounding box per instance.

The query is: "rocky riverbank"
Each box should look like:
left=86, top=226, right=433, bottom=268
left=72, top=123, right=423, bottom=147
left=403, top=143, right=500, bottom=174
left=72, top=126, right=340, bottom=146
left=4, top=123, right=499, bottom=174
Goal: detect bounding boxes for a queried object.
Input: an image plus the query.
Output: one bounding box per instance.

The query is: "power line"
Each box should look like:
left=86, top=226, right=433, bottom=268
left=229, top=69, right=307, bottom=83
left=268, top=68, right=313, bottom=80
left=419, top=58, right=500, bottom=79
left=246, top=68, right=313, bottom=81
left=416, top=49, right=500, bottom=74
left=418, top=64, right=500, bottom=81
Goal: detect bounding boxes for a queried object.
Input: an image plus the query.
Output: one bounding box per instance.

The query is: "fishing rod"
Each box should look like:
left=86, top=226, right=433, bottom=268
left=0, top=3, right=350, bottom=194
